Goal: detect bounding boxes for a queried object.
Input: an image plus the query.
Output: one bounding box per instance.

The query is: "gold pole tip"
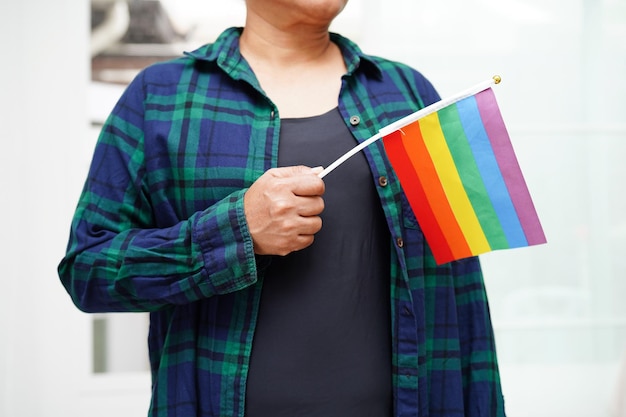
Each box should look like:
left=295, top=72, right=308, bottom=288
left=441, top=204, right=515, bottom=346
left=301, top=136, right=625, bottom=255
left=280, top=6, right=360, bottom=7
left=493, top=75, right=502, bottom=84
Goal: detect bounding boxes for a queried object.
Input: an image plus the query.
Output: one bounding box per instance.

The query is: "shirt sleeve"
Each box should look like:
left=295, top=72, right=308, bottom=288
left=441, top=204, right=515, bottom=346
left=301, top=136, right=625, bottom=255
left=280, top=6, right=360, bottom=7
left=57, top=72, right=259, bottom=313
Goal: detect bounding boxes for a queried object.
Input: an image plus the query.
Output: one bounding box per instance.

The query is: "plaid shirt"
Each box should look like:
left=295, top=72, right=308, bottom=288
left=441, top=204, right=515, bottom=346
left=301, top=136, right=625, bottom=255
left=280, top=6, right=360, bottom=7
left=59, top=27, right=505, bottom=417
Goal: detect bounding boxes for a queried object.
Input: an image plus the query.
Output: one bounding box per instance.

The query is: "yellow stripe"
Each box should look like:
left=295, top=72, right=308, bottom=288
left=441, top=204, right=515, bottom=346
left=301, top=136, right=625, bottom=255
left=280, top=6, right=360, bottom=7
left=418, top=112, right=491, bottom=255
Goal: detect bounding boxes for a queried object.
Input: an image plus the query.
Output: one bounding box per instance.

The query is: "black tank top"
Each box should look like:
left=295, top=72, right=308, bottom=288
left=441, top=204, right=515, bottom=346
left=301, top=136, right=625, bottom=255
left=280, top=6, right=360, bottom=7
left=245, top=108, right=392, bottom=417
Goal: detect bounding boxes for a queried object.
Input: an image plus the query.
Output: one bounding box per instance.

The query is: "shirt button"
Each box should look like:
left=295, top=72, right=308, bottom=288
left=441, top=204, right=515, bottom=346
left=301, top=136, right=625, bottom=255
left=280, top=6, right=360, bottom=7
left=396, top=237, right=404, bottom=248
left=378, top=176, right=388, bottom=187
left=349, top=115, right=361, bottom=126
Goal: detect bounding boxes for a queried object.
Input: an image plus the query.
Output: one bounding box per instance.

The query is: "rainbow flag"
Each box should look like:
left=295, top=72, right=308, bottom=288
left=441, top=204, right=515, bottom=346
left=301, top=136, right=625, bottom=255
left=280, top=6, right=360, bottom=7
left=380, top=84, right=546, bottom=264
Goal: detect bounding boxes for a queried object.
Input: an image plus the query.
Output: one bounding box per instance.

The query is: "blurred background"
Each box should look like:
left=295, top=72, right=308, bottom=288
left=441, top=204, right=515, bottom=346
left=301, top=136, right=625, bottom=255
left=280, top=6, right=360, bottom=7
left=1, top=0, right=625, bottom=416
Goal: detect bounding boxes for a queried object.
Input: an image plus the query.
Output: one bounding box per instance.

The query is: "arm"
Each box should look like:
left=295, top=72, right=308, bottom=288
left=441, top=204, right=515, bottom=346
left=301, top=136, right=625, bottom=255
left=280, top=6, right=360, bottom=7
left=58, top=189, right=257, bottom=313
left=57, top=71, right=258, bottom=313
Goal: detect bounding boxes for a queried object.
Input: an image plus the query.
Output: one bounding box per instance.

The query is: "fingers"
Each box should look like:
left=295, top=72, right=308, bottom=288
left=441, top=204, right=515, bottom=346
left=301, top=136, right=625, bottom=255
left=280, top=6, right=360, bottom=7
left=244, top=166, right=326, bottom=256
left=295, top=195, right=324, bottom=217
left=272, top=165, right=324, bottom=177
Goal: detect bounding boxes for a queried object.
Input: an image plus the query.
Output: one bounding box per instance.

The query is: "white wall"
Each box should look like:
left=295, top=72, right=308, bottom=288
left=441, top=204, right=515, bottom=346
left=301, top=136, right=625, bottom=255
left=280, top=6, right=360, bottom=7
left=1, top=1, right=625, bottom=416
left=0, top=1, right=93, bottom=416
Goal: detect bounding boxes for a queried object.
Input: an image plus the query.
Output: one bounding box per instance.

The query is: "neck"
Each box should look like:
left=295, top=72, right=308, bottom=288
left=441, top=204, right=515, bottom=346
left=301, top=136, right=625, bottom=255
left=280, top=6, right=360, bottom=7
left=237, top=7, right=347, bottom=118
left=240, top=14, right=334, bottom=67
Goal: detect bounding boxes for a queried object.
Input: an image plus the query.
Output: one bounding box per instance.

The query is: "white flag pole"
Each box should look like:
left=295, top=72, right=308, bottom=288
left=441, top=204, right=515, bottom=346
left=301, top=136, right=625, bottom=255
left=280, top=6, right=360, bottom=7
left=318, top=75, right=501, bottom=179
left=318, top=133, right=382, bottom=179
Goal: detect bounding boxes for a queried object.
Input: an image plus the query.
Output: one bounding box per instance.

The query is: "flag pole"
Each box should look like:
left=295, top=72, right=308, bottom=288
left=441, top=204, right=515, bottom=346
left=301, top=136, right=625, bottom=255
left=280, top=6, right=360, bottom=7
left=318, top=133, right=383, bottom=179
left=318, top=75, right=501, bottom=179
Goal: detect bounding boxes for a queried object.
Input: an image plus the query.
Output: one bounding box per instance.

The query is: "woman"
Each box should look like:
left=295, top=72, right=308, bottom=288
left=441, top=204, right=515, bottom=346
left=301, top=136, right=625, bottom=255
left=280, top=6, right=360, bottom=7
left=59, top=0, right=507, bottom=416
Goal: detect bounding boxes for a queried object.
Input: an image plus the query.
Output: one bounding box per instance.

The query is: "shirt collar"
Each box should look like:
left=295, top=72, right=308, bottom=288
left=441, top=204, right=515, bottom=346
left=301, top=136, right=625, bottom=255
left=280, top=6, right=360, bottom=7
left=184, top=27, right=383, bottom=85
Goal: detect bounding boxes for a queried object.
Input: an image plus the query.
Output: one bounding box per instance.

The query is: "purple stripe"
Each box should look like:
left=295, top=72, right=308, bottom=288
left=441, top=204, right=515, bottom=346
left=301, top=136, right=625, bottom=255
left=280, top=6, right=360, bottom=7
left=475, top=88, right=546, bottom=245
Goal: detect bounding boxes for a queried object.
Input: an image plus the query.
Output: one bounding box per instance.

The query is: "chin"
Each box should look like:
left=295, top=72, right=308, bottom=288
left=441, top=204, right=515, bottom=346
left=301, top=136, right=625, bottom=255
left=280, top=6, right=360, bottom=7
left=301, top=0, right=348, bottom=20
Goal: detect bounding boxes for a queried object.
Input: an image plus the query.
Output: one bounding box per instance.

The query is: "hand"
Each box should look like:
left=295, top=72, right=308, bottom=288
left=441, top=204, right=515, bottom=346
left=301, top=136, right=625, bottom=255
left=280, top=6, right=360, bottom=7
left=244, top=166, right=325, bottom=256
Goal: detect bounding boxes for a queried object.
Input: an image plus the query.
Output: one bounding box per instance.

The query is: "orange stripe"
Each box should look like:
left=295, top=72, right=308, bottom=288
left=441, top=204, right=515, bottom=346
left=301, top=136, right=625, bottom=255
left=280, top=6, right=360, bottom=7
left=401, top=121, right=472, bottom=260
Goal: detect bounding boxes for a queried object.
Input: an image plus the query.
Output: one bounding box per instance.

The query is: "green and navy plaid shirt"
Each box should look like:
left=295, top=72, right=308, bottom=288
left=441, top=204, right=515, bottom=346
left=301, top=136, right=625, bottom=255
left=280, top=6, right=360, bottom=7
left=59, top=27, right=506, bottom=417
